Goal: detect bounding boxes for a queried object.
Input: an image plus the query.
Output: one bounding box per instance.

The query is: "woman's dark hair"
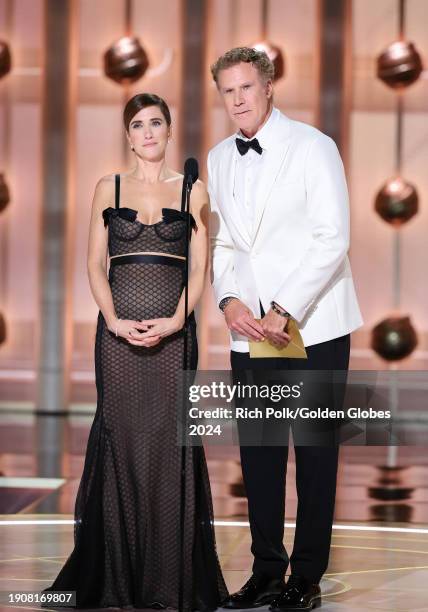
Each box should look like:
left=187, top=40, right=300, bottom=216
left=123, top=93, right=172, bottom=132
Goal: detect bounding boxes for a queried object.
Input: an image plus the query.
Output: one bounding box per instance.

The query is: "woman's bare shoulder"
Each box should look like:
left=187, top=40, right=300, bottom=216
left=91, top=174, right=118, bottom=213
left=95, top=173, right=117, bottom=188
left=94, top=173, right=120, bottom=198
left=192, top=178, right=208, bottom=197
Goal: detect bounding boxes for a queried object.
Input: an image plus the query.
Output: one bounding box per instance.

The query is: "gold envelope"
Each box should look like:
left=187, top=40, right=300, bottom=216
left=249, top=318, right=308, bottom=359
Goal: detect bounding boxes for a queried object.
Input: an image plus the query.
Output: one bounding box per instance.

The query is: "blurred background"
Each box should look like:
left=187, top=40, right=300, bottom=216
left=0, top=0, right=427, bottom=525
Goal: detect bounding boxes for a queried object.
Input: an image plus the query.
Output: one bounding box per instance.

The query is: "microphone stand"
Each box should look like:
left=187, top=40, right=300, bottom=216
left=178, top=177, right=192, bottom=612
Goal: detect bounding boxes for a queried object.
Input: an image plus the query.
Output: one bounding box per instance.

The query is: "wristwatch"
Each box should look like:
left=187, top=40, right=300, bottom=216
left=219, top=296, right=237, bottom=313
left=270, top=301, right=292, bottom=318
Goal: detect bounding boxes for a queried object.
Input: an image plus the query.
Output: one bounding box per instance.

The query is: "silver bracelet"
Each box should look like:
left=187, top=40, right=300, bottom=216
left=270, top=301, right=291, bottom=318
left=115, top=318, right=121, bottom=337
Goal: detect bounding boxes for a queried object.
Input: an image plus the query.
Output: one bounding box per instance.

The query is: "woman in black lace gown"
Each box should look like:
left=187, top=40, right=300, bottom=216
left=42, top=94, right=228, bottom=610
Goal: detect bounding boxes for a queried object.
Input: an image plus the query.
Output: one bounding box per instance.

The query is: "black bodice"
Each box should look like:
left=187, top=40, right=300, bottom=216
left=102, top=174, right=197, bottom=258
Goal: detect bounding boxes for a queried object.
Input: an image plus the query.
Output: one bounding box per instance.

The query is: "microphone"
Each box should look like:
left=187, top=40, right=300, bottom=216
left=184, top=157, right=198, bottom=188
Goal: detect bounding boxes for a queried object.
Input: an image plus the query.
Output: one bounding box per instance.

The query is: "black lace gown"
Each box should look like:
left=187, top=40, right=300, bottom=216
left=42, top=175, right=228, bottom=610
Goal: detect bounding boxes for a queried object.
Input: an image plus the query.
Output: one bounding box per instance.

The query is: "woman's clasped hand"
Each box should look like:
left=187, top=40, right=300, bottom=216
left=110, top=316, right=183, bottom=347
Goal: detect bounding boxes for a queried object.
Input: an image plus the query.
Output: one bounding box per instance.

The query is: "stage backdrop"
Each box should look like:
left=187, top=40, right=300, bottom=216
left=0, top=0, right=427, bottom=405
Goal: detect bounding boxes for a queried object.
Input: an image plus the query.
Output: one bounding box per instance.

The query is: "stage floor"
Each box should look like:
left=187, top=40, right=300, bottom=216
left=1, top=411, right=428, bottom=610
left=0, top=515, right=428, bottom=611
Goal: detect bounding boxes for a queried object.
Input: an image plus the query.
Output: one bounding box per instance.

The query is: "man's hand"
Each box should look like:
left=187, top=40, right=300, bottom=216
left=224, top=299, right=265, bottom=341
left=261, top=308, right=291, bottom=349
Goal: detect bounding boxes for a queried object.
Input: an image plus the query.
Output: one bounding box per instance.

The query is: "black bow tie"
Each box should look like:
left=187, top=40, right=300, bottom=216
left=235, top=137, right=263, bottom=156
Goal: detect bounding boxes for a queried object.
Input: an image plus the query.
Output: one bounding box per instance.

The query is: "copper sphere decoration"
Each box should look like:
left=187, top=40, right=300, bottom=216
left=0, top=312, right=5, bottom=345
left=0, top=40, right=12, bottom=79
left=0, top=173, right=10, bottom=213
left=375, top=176, right=418, bottom=226
left=371, top=316, right=418, bottom=361
left=377, top=40, right=423, bottom=89
left=103, top=36, right=149, bottom=85
left=252, top=41, right=285, bottom=81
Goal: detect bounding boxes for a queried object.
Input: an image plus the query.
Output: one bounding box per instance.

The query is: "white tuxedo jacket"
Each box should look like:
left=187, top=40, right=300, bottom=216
left=208, top=108, right=363, bottom=352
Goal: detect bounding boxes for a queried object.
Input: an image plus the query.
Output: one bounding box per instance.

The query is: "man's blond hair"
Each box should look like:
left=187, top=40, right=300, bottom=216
left=210, top=47, right=274, bottom=85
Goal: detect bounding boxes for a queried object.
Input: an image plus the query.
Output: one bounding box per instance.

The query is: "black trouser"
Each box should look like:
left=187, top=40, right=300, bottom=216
left=230, top=330, right=350, bottom=584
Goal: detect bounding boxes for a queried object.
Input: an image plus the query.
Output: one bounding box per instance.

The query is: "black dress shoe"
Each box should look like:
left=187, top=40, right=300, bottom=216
left=269, top=575, right=321, bottom=611
left=221, top=573, right=285, bottom=609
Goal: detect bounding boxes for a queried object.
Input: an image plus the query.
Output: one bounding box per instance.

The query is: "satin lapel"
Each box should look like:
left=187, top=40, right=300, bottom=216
left=219, top=140, right=252, bottom=247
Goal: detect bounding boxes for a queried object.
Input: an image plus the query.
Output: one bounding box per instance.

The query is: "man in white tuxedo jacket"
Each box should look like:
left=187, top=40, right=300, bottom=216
left=208, top=48, right=363, bottom=611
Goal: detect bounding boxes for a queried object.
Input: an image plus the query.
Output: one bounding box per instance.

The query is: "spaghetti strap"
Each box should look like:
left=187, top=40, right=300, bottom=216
left=181, top=176, right=186, bottom=212
left=115, top=174, right=120, bottom=209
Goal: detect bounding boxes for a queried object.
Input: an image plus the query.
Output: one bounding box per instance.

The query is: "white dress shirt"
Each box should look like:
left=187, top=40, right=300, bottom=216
left=233, top=107, right=279, bottom=237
